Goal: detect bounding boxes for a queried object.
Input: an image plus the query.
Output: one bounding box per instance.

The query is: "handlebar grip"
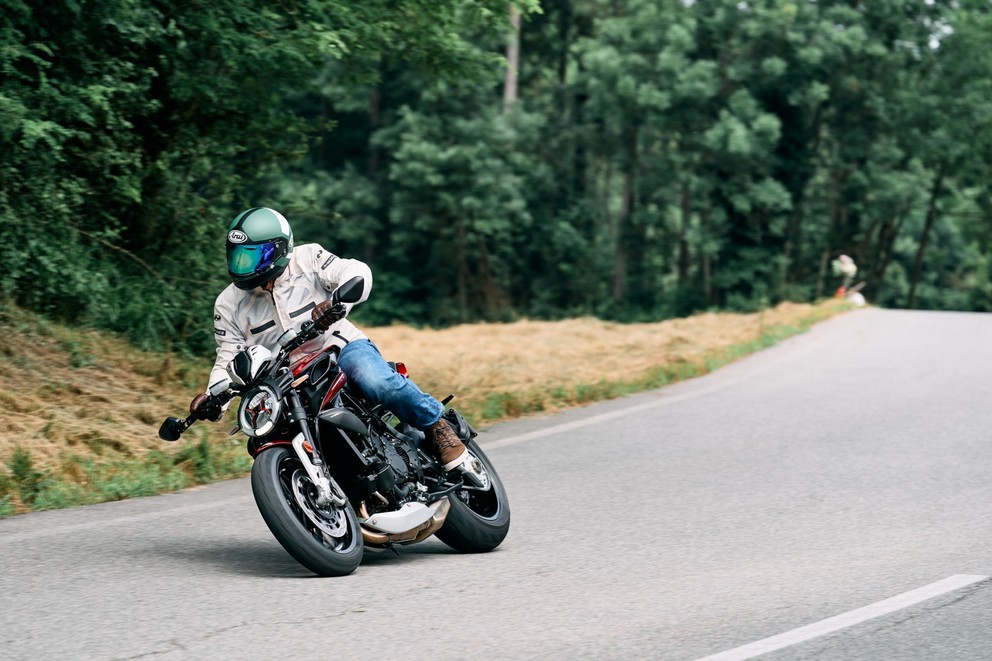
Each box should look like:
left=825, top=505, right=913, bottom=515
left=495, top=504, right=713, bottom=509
left=190, top=391, right=232, bottom=422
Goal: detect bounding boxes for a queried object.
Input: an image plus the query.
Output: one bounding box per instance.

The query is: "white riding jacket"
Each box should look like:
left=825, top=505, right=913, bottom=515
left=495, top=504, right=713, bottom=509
left=208, top=243, right=373, bottom=389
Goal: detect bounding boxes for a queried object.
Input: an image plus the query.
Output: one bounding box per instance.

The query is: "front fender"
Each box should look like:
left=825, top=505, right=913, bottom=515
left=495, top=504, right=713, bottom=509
left=248, top=438, right=294, bottom=458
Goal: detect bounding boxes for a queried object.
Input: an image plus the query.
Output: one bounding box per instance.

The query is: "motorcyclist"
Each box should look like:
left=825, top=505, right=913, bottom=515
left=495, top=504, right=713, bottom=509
left=188, top=207, right=469, bottom=470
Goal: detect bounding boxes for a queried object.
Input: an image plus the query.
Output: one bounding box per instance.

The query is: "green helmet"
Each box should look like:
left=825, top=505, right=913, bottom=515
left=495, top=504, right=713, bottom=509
left=226, top=207, right=295, bottom=290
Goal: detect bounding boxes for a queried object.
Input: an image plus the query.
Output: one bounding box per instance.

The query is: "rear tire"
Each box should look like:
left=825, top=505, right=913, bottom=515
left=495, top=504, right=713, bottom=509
left=251, top=445, right=363, bottom=576
left=435, top=439, right=510, bottom=553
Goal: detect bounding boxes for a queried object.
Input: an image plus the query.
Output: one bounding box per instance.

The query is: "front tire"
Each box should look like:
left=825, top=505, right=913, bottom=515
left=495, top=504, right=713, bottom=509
left=251, top=445, right=363, bottom=576
left=435, top=439, right=510, bottom=553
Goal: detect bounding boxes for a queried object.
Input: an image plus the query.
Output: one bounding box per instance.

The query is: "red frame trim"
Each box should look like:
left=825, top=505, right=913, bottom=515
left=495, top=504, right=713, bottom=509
left=291, top=349, right=330, bottom=376
left=320, top=372, right=348, bottom=411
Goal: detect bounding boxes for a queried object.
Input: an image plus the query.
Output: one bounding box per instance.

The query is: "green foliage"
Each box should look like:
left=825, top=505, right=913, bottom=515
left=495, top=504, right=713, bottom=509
left=9, top=447, right=43, bottom=506
left=0, top=437, right=252, bottom=515
left=0, top=0, right=523, bottom=348
left=1, top=0, right=991, bottom=353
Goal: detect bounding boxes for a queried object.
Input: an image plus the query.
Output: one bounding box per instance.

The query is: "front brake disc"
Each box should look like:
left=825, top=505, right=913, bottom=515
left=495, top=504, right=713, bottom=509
left=291, top=469, right=347, bottom=538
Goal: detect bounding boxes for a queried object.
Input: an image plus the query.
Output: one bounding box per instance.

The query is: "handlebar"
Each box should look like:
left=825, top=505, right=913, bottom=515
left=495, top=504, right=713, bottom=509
left=158, top=390, right=234, bottom=442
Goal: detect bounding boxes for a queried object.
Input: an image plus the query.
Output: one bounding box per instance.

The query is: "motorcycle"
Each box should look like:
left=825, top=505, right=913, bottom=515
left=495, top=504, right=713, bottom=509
left=159, top=276, right=510, bottom=576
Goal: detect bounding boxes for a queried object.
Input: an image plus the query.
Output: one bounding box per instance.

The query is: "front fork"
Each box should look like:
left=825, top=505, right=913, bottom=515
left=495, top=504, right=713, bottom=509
left=286, top=389, right=345, bottom=508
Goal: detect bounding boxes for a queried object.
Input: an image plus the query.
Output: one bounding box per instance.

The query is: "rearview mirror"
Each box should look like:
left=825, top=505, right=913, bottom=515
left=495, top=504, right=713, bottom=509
left=332, top=276, right=365, bottom=305
left=159, top=417, right=187, bottom=442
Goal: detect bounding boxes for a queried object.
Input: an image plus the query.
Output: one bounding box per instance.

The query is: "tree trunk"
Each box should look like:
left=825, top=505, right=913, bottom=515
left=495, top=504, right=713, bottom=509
left=815, top=169, right=845, bottom=298
left=678, top=182, right=691, bottom=283
left=782, top=213, right=799, bottom=288
left=613, top=125, right=638, bottom=303
left=556, top=1, right=570, bottom=85
left=815, top=247, right=831, bottom=299
left=700, top=205, right=713, bottom=305
left=613, top=171, right=632, bottom=302
left=502, top=4, right=521, bottom=113
left=600, top=158, right=613, bottom=242
left=907, top=168, right=945, bottom=309
left=456, top=218, right=469, bottom=322
left=367, top=87, right=381, bottom=177
left=873, top=215, right=906, bottom=301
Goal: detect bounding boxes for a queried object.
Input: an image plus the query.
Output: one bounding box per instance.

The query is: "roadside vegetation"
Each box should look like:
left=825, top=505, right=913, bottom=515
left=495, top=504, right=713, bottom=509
left=0, top=3, right=982, bottom=514
left=3, top=3, right=983, bottom=522
left=0, top=299, right=852, bottom=517
left=3, top=3, right=990, bottom=363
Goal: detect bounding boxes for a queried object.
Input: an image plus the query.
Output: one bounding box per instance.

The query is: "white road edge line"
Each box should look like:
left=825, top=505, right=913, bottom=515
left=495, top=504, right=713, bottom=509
left=479, top=308, right=856, bottom=452
left=694, top=574, right=989, bottom=661
left=479, top=376, right=747, bottom=451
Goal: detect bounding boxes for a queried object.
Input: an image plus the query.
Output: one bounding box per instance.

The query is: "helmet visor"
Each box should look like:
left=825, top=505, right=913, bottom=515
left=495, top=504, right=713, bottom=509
left=228, top=242, right=277, bottom=276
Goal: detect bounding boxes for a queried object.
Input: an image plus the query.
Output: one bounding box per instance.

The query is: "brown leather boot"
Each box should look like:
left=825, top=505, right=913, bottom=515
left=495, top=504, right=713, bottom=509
left=429, top=418, right=469, bottom=471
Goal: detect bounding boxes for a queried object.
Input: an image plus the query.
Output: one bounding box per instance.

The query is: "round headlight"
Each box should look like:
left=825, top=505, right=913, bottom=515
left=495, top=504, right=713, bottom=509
left=237, top=385, right=282, bottom=437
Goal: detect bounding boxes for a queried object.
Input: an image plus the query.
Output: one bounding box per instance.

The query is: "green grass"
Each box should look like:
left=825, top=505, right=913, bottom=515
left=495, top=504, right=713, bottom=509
left=0, top=437, right=252, bottom=514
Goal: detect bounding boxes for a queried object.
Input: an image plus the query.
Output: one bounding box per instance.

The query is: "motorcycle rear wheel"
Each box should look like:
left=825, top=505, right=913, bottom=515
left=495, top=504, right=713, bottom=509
left=435, top=439, right=510, bottom=553
left=251, top=445, right=363, bottom=576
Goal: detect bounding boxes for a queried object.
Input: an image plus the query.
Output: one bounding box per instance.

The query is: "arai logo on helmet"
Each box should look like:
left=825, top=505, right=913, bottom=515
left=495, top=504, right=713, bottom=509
left=228, top=230, right=249, bottom=244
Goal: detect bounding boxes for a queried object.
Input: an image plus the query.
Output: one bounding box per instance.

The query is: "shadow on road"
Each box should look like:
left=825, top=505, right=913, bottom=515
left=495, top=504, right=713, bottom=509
left=359, top=538, right=456, bottom=567
left=156, top=538, right=313, bottom=578
left=155, top=536, right=457, bottom=578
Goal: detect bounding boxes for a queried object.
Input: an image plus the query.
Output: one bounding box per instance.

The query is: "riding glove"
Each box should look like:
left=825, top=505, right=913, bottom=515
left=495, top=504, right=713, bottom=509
left=189, top=392, right=223, bottom=421
left=312, top=301, right=345, bottom=330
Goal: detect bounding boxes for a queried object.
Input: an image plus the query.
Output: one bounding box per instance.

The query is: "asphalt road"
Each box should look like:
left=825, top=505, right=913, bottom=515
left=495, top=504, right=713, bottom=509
left=3, top=308, right=992, bottom=660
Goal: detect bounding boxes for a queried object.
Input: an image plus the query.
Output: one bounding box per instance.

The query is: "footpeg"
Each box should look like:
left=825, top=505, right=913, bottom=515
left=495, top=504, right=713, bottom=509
left=457, top=456, right=490, bottom=489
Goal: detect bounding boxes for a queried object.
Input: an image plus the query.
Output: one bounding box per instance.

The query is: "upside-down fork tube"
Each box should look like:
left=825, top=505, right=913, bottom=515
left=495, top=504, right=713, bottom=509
left=357, top=498, right=451, bottom=546
left=290, top=432, right=346, bottom=508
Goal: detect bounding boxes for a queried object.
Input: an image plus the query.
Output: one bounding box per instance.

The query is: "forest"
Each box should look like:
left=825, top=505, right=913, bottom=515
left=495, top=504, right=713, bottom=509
left=2, top=0, right=990, bottom=354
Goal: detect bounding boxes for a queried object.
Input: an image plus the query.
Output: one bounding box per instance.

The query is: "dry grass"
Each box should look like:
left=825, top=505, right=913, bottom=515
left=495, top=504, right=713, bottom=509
left=0, top=299, right=851, bottom=514
left=0, top=311, right=194, bottom=467
left=0, top=306, right=251, bottom=514
left=366, top=300, right=851, bottom=420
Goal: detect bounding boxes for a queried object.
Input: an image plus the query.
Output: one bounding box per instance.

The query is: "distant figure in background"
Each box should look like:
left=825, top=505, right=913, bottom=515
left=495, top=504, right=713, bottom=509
left=187, top=207, right=470, bottom=471
left=831, top=254, right=866, bottom=307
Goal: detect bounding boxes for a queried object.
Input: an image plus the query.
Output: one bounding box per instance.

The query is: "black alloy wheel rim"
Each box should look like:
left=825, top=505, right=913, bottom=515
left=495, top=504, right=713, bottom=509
left=277, top=454, right=358, bottom=553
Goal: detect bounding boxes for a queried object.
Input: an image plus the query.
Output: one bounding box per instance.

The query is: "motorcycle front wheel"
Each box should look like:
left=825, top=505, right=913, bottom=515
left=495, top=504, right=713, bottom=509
left=251, top=445, right=363, bottom=576
left=435, top=439, right=510, bottom=553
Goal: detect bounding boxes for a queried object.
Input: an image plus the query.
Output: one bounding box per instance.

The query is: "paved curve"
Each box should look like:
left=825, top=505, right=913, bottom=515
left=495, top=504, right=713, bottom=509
left=4, top=309, right=992, bottom=660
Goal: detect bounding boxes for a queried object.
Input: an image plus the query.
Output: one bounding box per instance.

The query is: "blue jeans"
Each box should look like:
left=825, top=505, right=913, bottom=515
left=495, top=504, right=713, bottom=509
left=337, top=339, right=443, bottom=429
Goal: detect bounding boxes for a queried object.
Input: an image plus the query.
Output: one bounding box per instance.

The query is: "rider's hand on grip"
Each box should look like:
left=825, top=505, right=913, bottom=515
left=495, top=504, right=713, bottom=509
left=189, top=392, right=223, bottom=422
left=312, top=301, right=345, bottom=331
